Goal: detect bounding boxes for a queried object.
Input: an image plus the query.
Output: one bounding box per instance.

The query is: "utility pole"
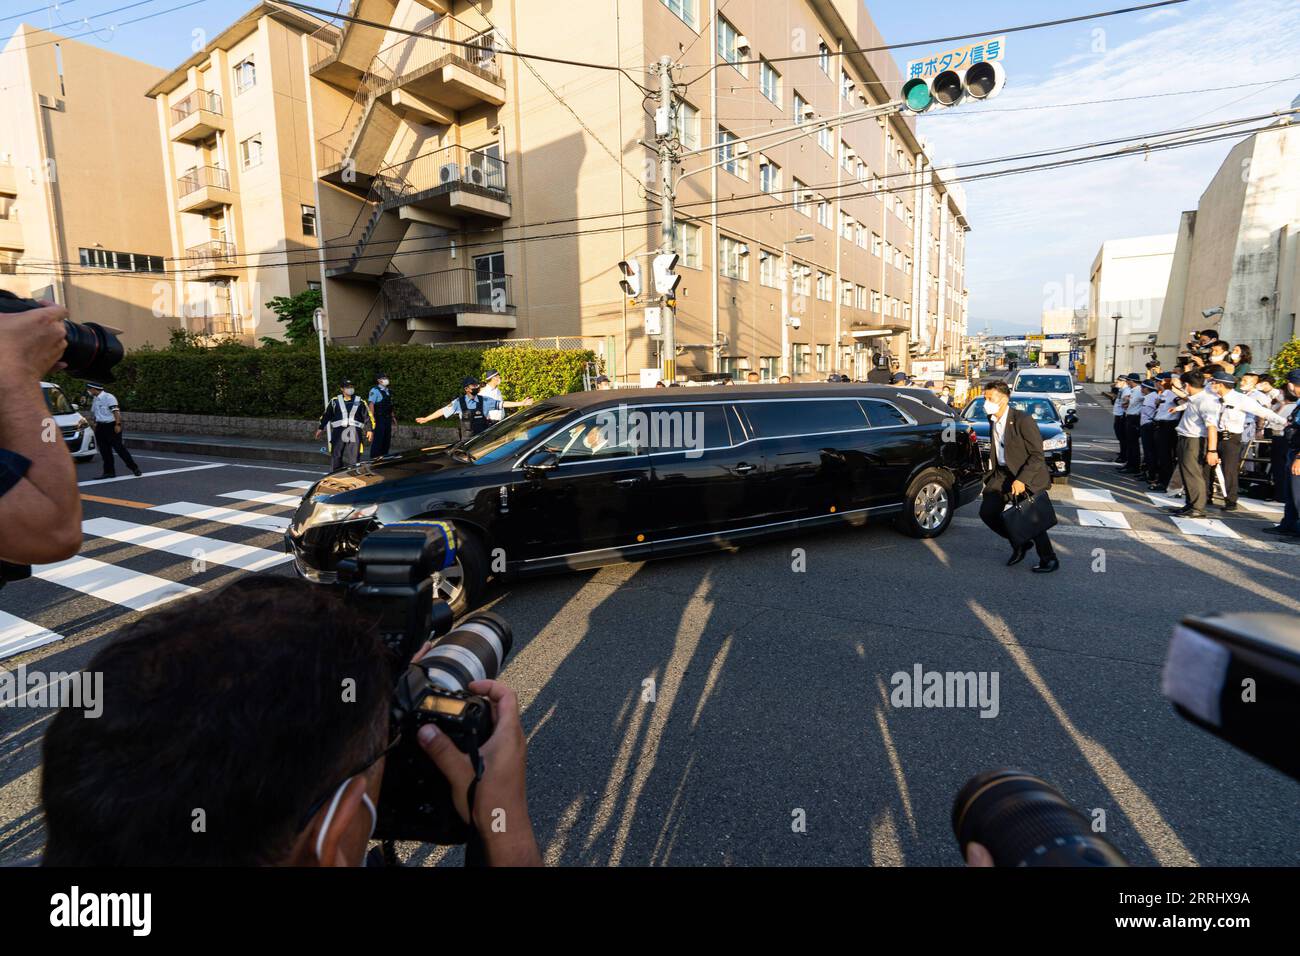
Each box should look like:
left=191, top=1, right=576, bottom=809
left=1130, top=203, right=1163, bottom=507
left=655, top=55, right=677, bottom=384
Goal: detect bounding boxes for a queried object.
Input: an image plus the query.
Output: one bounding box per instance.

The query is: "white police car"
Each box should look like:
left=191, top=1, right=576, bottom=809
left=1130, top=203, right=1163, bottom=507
left=42, top=381, right=96, bottom=461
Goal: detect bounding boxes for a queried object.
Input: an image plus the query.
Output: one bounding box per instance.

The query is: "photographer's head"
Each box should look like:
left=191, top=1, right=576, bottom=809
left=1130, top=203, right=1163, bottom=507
left=41, top=577, right=392, bottom=867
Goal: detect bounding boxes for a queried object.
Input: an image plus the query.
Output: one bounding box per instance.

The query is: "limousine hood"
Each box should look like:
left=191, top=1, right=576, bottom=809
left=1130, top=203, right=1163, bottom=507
left=309, top=444, right=469, bottom=500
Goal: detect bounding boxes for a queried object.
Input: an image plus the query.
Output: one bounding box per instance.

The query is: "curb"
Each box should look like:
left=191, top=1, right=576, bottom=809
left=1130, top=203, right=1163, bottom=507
left=124, top=436, right=432, bottom=465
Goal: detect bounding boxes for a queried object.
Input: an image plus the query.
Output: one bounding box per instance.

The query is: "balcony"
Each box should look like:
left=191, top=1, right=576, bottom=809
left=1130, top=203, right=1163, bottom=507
left=308, top=0, right=399, bottom=91
left=384, top=145, right=510, bottom=221
left=382, top=269, right=516, bottom=331
left=176, top=165, right=234, bottom=213
left=381, top=22, right=506, bottom=111
left=0, top=217, right=22, bottom=252
left=186, top=240, right=238, bottom=279
left=194, top=313, right=244, bottom=337
left=169, top=90, right=225, bottom=143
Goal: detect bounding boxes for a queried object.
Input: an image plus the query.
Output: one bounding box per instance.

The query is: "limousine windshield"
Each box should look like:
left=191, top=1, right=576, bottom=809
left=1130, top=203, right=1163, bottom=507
left=461, top=403, right=574, bottom=464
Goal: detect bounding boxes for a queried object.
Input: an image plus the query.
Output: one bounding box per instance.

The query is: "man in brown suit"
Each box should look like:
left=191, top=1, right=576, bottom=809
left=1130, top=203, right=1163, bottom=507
left=978, top=381, right=1059, bottom=573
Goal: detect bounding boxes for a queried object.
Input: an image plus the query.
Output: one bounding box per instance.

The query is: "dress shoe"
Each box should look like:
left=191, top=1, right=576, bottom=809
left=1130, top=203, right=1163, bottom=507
left=1148, top=483, right=1165, bottom=491
left=1006, top=543, right=1032, bottom=566
left=1219, top=502, right=1237, bottom=512
left=132, top=467, right=142, bottom=477
left=1165, top=507, right=1208, bottom=518
left=1262, top=525, right=1299, bottom=536
left=1032, top=557, right=1060, bottom=574
left=1112, top=456, right=1126, bottom=463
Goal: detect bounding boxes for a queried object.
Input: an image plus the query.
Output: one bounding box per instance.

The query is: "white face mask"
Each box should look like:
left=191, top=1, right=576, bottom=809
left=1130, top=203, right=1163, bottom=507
left=343, top=388, right=354, bottom=398
left=314, top=776, right=377, bottom=866
left=378, top=379, right=389, bottom=387
left=984, top=399, right=1002, bottom=417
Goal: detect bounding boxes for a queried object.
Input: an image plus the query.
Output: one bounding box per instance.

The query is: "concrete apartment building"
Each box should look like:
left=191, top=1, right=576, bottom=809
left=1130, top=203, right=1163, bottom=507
left=146, top=1, right=331, bottom=343
left=0, top=25, right=172, bottom=346
left=1153, top=117, right=1300, bottom=368
left=306, top=0, right=970, bottom=380
left=1083, top=233, right=1177, bottom=382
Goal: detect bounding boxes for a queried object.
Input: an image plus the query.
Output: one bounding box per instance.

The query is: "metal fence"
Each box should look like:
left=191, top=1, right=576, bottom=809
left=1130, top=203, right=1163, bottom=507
left=177, top=165, right=229, bottom=196
left=382, top=268, right=515, bottom=320
left=385, top=144, right=508, bottom=201
left=170, top=89, right=222, bottom=124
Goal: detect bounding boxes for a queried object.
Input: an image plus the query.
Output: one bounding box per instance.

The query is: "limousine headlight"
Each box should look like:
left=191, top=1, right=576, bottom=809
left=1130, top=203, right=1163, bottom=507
left=294, top=501, right=379, bottom=534
left=1042, top=434, right=1068, bottom=452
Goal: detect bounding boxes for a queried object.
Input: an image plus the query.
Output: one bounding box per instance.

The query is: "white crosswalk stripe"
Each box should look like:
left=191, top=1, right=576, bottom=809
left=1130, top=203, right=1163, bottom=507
left=1070, top=488, right=1117, bottom=504
left=278, top=481, right=315, bottom=490
left=1076, top=509, right=1131, bottom=529
left=218, top=489, right=303, bottom=507
left=1235, top=499, right=1283, bottom=516
left=82, top=517, right=293, bottom=572
left=33, top=556, right=200, bottom=611
left=1170, top=516, right=1240, bottom=539
left=0, top=611, right=63, bottom=661
left=149, top=501, right=290, bottom=532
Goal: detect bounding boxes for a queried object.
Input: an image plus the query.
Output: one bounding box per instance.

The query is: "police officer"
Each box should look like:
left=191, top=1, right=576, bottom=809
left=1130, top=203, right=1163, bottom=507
left=1263, top=369, right=1300, bottom=536
left=367, top=373, right=397, bottom=460
left=417, top=376, right=494, bottom=441
left=315, top=379, right=372, bottom=473
left=85, top=382, right=141, bottom=479
left=478, top=369, right=534, bottom=425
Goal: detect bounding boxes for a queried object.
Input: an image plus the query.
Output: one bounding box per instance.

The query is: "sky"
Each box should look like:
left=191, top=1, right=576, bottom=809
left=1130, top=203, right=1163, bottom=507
left=4, top=0, right=1300, bottom=335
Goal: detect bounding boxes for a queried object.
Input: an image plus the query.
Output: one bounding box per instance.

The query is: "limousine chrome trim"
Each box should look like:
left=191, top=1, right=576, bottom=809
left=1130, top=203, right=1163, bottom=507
left=511, top=501, right=903, bottom=567
left=509, top=396, right=923, bottom=471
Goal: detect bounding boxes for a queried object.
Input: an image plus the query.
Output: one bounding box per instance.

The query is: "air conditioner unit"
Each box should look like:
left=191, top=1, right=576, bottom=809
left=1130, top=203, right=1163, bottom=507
left=465, top=164, right=487, bottom=187
left=800, top=105, right=815, bottom=120
left=737, top=243, right=750, bottom=257
left=735, top=141, right=749, bottom=156
left=439, top=163, right=461, bottom=185
left=736, top=35, right=750, bottom=53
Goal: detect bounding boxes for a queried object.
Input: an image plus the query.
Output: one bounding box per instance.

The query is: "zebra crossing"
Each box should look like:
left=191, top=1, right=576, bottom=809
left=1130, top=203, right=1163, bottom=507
left=0, top=479, right=313, bottom=662
left=1044, top=481, right=1286, bottom=542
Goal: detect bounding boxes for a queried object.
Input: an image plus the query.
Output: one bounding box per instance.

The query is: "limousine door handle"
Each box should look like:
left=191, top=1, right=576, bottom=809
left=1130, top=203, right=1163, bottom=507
left=613, top=475, right=645, bottom=486
left=819, top=448, right=846, bottom=462
left=733, top=462, right=757, bottom=475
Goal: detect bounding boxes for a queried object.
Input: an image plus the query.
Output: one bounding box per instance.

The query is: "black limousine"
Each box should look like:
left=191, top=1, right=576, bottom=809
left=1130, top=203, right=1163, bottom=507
left=286, top=384, right=984, bottom=613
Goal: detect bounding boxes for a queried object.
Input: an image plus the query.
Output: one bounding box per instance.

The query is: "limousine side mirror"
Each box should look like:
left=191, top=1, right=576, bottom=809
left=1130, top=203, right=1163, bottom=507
left=523, top=449, right=559, bottom=474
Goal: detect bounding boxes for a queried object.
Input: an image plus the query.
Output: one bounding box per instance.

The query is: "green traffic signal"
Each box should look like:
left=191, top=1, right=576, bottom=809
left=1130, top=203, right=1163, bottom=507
left=902, top=78, right=932, bottom=112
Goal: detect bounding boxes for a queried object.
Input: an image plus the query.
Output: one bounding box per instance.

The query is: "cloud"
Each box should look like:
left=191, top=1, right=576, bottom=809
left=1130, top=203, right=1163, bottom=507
left=913, top=0, right=1300, bottom=327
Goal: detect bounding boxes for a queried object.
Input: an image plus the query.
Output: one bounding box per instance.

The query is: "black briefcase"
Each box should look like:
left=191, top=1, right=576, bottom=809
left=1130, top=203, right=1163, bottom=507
left=1003, top=490, right=1058, bottom=548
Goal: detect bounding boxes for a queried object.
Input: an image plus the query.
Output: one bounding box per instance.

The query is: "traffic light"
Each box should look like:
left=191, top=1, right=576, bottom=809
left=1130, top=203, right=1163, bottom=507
left=651, top=252, right=680, bottom=296
left=901, top=60, right=1006, bottom=113
left=618, top=259, right=642, bottom=300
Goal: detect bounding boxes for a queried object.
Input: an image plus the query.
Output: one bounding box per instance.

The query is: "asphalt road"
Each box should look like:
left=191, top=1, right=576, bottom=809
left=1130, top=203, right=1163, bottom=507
left=2, top=392, right=1297, bottom=867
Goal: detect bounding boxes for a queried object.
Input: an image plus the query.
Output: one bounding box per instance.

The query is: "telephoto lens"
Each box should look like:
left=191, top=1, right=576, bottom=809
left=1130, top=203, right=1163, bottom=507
left=417, top=610, right=513, bottom=691
left=952, top=770, right=1128, bottom=867
left=0, top=290, right=124, bottom=382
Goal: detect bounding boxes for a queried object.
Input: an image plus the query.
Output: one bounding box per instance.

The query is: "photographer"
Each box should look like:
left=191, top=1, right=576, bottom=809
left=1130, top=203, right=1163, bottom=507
left=0, top=297, right=82, bottom=564
left=40, top=577, right=541, bottom=867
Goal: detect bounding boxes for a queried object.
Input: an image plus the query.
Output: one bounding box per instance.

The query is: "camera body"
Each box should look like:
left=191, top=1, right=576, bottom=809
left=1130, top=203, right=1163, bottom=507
left=337, top=522, right=512, bottom=845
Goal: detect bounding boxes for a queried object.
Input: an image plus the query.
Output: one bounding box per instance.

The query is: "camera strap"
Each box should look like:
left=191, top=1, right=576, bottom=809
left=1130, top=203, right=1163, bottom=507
left=465, top=743, right=484, bottom=830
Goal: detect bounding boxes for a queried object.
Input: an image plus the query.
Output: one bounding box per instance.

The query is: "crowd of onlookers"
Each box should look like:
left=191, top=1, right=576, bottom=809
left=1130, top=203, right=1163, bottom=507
left=1107, top=331, right=1300, bottom=534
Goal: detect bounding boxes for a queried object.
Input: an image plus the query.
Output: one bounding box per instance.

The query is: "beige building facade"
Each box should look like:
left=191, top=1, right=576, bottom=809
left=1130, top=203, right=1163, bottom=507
left=146, top=1, right=330, bottom=343
left=1083, top=233, right=1177, bottom=383
left=305, top=0, right=970, bottom=380
left=0, top=25, right=172, bottom=346
left=1154, top=119, right=1300, bottom=369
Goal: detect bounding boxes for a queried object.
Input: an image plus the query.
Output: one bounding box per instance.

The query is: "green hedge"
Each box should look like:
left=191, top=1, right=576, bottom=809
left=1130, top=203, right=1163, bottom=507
left=52, top=344, right=595, bottom=419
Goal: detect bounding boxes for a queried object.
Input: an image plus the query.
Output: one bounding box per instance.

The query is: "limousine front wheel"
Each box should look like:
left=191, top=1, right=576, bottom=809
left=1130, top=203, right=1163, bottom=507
left=432, top=526, right=487, bottom=617
left=898, top=470, right=953, bottom=538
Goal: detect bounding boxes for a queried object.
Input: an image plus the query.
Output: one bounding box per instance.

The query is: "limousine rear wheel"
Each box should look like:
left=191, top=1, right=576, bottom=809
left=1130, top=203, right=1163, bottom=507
left=898, top=470, right=954, bottom=538
left=431, top=526, right=487, bottom=617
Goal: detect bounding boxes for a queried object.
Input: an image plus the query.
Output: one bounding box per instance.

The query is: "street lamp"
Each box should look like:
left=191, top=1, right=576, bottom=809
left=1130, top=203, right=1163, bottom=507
left=780, top=233, right=815, bottom=377
left=1109, top=312, right=1122, bottom=383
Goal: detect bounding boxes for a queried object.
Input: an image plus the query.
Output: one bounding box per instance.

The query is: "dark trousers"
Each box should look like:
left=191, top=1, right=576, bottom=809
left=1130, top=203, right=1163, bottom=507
left=1113, top=416, right=1128, bottom=461
left=980, top=472, right=1055, bottom=561
left=1177, top=435, right=1211, bottom=512
left=1270, top=435, right=1290, bottom=502
left=1154, top=421, right=1177, bottom=488
left=370, top=418, right=392, bottom=459
left=1219, top=432, right=1244, bottom=506
left=330, top=440, right=360, bottom=473
left=93, top=422, right=138, bottom=476
left=1123, top=416, right=1142, bottom=472
left=1140, top=422, right=1157, bottom=481
left=1281, top=451, right=1299, bottom=531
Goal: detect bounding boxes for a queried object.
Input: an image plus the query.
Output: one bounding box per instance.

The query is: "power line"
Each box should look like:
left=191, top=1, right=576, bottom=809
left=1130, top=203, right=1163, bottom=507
left=677, top=0, right=1190, bottom=78
left=278, top=0, right=655, bottom=94
left=0, top=0, right=199, bottom=55
left=1, top=1, right=78, bottom=25
left=17, top=115, right=1290, bottom=281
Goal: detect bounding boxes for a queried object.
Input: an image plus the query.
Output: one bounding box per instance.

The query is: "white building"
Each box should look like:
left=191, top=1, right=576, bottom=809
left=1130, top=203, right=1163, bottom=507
left=1085, top=234, right=1177, bottom=382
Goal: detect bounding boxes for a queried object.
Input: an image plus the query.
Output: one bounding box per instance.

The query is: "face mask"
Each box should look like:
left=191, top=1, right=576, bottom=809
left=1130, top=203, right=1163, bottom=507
left=1230, top=352, right=1241, bottom=363
left=343, top=388, right=354, bottom=397
left=314, top=776, right=377, bottom=866
left=984, top=400, right=1002, bottom=417
left=378, top=379, right=389, bottom=387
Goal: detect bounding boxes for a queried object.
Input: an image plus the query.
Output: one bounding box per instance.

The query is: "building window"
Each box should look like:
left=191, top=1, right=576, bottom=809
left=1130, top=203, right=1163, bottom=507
left=719, top=234, right=749, bottom=280
left=840, top=140, right=854, bottom=173
left=233, top=57, right=256, bottom=94
left=792, top=344, right=811, bottom=375
left=760, top=356, right=779, bottom=381
left=841, top=69, right=854, bottom=101
left=662, top=0, right=697, bottom=28
left=79, top=248, right=164, bottom=272
left=301, top=204, right=317, bottom=236
left=673, top=219, right=701, bottom=269
left=871, top=233, right=882, bottom=256
left=760, top=58, right=781, bottom=106
left=871, top=289, right=882, bottom=313
left=855, top=223, right=866, bottom=248
left=473, top=252, right=507, bottom=306
left=816, top=198, right=831, bottom=229
left=307, top=280, right=322, bottom=291
left=759, top=156, right=780, bottom=194
left=815, top=344, right=830, bottom=372
left=906, top=208, right=914, bottom=229
left=719, top=356, right=741, bottom=381
left=815, top=271, right=831, bottom=302
left=817, top=124, right=833, bottom=155
left=840, top=279, right=853, bottom=306
left=792, top=177, right=810, bottom=216
left=817, top=39, right=830, bottom=74
left=717, top=126, right=747, bottom=179
left=793, top=91, right=809, bottom=124
left=240, top=135, right=263, bottom=169
left=840, top=212, right=853, bottom=241
left=791, top=261, right=810, bottom=296
left=674, top=98, right=699, bottom=150
left=718, top=17, right=746, bottom=73
left=759, top=248, right=778, bottom=287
